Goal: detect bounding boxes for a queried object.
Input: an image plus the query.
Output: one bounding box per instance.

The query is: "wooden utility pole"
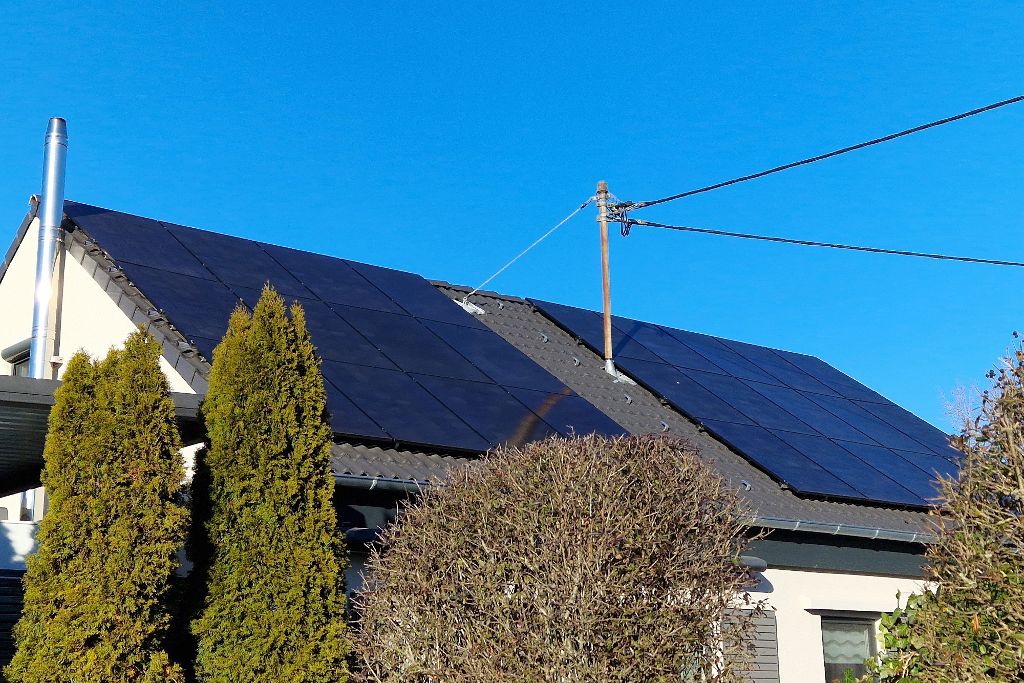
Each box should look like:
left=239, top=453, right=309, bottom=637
left=597, top=180, right=615, bottom=375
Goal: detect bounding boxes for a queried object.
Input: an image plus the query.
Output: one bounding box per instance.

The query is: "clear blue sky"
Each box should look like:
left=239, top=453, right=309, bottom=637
left=1, top=3, right=1020, bottom=429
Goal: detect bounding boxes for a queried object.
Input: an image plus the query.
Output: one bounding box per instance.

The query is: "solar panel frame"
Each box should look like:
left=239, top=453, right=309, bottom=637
left=349, top=260, right=489, bottom=328
left=331, top=304, right=491, bottom=383
left=612, top=316, right=725, bottom=373
left=836, top=441, right=944, bottom=501
left=769, top=430, right=923, bottom=506
left=702, top=420, right=864, bottom=499
left=615, top=357, right=755, bottom=426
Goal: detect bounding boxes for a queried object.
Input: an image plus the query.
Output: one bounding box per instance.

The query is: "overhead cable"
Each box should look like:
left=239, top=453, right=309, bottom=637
left=622, top=218, right=1024, bottom=268
left=463, top=197, right=594, bottom=301
left=617, top=95, right=1024, bottom=212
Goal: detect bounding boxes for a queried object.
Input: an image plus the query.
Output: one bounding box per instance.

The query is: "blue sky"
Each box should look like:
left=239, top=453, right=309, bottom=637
left=0, top=3, right=1020, bottom=429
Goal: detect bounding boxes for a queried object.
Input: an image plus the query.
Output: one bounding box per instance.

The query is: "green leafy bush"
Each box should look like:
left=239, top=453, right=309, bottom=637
left=190, top=287, right=350, bottom=683
left=872, top=341, right=1024, bottom=680
left=354, top=434, right=762, bottom=683
left=5, top=331, right=189, bottom=682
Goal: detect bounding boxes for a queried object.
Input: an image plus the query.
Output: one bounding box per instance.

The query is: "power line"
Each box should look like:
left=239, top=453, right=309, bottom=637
left=622, top=217, right=1024, bottom=268
left=463, top=197, right=594, bottom=301
left=616, top=95, right=1024, bottom=213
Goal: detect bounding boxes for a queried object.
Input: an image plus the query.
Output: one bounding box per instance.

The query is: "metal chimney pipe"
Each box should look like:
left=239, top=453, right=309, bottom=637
left=29, top=118, right=68, bottom=379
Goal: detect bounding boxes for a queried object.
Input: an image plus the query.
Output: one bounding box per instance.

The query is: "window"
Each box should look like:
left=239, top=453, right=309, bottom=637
left=3, top=338, right=31, bottom=376
left=821, top=617, right=875, bottom=682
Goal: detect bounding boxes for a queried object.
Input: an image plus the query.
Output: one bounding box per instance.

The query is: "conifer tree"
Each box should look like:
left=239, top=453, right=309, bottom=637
left=191, top=287, right=349, bottom=683
left=5, top=331, right=189, bottom=683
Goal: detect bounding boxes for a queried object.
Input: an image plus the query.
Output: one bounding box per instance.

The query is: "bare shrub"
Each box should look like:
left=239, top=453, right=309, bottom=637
left=353, top=434, right=761, bottom=683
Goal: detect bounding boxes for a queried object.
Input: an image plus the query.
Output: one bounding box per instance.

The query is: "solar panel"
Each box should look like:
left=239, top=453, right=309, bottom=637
left=508, top=387, right=628, bottom=438
left=321, top=362, right=490, bottom=452
left=69, top=202, right=622, bottom=453
left=118, top=262, right=242, bottom=341
left=414, top=375, right=557, bottom=447
left=531, top=298, right=957, bottom=508
left=421, top=320, right=566, bottom=393
left=332, top=305, right=490, bottom=382
left=165, top=222, right=312, bottom=298
left=702, top=420, right=863, bottom=499
left=349, top=260, right=488, bottom=328
left=66, top=201, right=213, bottom=280
left=769, top=430, right=922, bottom=506
left=259, top=243, right=405, bottom=314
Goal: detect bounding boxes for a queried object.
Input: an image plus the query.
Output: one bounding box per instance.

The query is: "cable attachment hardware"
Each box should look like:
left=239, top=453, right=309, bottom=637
left=608, top=200, right=635, bottom=237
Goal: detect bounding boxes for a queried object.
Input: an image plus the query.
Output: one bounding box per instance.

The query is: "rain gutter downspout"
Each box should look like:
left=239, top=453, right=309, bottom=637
left=29, top=118, right=68, bottom=380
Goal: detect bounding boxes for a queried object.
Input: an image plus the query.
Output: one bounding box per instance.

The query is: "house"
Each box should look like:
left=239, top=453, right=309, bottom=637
left=0, top=195, right=955, bottom=683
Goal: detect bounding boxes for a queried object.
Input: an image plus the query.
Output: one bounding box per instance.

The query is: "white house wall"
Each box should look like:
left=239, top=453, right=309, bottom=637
left=0, top=218, right=194, bottom=393
left=751, top=567, right=924, bottom=682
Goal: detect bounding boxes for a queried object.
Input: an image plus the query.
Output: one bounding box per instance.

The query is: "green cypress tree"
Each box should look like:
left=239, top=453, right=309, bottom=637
left=191, top=287, right=349, bottom=683
left=5, top=331, right=189, bottom=683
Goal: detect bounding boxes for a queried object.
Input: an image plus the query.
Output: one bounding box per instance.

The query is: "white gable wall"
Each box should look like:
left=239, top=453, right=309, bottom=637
left=0, top=218, right=194, bottom=393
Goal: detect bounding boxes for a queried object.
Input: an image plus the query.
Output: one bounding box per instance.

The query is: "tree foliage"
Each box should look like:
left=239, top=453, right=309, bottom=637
left=190, top=287, right=349, bottom=683
left=354, top=434, right=762, bottom=683
left=873, top=343, right=1024, bottom=681
left=5, top=331, right=189, bottom=683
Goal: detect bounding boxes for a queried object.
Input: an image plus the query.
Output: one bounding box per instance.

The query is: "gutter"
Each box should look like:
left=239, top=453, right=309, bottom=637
left=334, top=473, right=430, bottom=493
left=752, top=515, right=936, bottom=545
left=335, top=476, right=935, bottom=544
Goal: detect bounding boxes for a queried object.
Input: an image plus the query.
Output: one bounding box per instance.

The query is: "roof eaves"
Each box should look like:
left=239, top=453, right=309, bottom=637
left=752, top=515, right=937, bottom=545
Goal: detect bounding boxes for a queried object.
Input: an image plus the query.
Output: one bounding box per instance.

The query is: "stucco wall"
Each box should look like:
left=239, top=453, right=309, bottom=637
left=0, top=218, right=194, bottom=392
left=750, top=567, right=924, bottom=682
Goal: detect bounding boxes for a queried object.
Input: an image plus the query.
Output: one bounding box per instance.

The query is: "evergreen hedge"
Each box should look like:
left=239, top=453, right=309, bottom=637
left=190, top=287, right=350, bottom=683
left=5, top=331, right=189, bottom=683
left=354, top=434, right=762, bottom=683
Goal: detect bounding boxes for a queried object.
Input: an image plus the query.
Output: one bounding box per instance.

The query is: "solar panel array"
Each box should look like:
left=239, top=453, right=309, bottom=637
left=65, top=201, right=624, bottom=452
left=530, top=299, right=959, bottom=507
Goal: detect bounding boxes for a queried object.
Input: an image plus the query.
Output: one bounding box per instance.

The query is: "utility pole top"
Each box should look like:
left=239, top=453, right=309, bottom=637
left=597, top=180, right=608, bottom=193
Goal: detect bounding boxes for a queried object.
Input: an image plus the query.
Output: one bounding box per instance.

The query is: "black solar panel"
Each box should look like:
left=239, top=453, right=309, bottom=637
left=66, top=201, right=623, bottom=453
left=531, top=298, right=958, bottom=507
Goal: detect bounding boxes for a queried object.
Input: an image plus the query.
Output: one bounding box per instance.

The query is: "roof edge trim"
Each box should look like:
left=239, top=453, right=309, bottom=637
left=0, top=195, right=41, bottom=287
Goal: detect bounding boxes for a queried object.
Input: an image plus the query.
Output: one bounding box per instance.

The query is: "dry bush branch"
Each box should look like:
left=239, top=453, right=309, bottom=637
left=353, top=434, right=762, bottom=683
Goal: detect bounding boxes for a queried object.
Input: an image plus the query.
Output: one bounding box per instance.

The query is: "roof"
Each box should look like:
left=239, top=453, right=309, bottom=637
left=1, top=200, right=945, bottom=541
left=433, top=285, right=935, bottom=542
